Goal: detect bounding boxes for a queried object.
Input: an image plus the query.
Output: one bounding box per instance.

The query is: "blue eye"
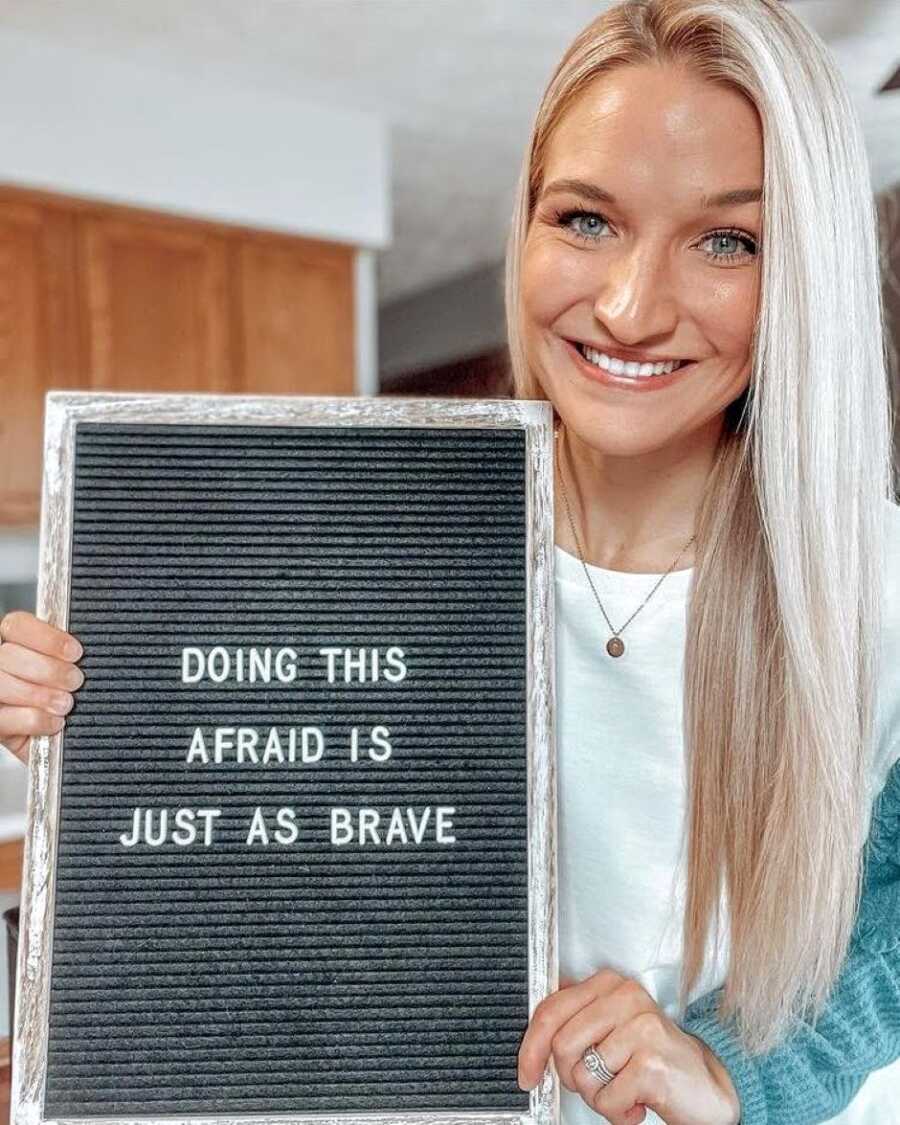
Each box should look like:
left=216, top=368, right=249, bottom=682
left=699, top=229, right=758, bottom=263
left=554, top=209, right=612, bottom=241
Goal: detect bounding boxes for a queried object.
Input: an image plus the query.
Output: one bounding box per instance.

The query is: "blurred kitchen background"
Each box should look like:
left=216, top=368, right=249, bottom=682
left=0, top=0, right=899, bottom=1045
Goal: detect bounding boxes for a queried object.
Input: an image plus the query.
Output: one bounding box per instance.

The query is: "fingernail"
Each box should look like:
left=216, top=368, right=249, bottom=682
left=68, top=668, right=85, bottom=691
left=50, top=715, right=65, bottom=732
left=64, top=639, right=83, bottom=661
left=51, top=693, right=74, bottom=716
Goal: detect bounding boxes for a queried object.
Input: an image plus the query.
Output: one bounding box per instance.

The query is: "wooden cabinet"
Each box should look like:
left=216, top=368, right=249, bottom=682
left=0, top=186, right=357, bottom=525
left=235, top=237, right=354, bottom=395
left=0, top=201, right=80, bottom=524
left=0, top=840, right=22, bottom=896
left=80, top=215, right=233, bottom=393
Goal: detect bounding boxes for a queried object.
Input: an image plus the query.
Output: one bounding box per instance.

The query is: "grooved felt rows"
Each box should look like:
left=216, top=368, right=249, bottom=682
left=45, top=423, right=531, bottom=1116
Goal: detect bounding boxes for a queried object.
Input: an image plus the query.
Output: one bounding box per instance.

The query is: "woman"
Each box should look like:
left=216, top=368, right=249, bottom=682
left=1, top=1, right=899, bottom=1123
left=507, top=0, right=900, bottom=1123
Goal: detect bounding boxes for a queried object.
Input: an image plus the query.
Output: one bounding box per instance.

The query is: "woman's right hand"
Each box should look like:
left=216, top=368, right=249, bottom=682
left=0, top=611, right=85, bottom=764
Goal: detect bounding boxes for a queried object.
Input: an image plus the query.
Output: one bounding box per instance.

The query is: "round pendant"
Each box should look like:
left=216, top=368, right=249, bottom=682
left=606, top=636, right=625, bottom=658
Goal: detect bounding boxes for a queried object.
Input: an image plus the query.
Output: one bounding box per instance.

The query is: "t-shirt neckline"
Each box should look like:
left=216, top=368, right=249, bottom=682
left=554, top=543, right=694, bottom=600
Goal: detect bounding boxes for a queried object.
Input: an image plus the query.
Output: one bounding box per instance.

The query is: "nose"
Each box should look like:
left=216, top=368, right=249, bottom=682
left=592, top=241, right=679, bottom=344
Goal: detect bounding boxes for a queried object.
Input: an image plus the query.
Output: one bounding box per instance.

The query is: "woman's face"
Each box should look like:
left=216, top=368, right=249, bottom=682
left=520, top=62, right=763, bottom=457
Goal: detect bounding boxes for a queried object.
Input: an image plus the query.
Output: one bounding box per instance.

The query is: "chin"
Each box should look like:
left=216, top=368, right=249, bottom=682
left=561, top=390, right=686, bottom=445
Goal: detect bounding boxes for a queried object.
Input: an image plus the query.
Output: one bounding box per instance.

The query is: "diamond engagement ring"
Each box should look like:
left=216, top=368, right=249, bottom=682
left=582, top=1044, right=617, bottom=1086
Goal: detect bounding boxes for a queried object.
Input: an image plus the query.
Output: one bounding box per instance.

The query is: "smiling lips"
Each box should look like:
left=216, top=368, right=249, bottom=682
left=572, top=340, right=689, bottom=379
left=562, top=337, right=698, bottom=392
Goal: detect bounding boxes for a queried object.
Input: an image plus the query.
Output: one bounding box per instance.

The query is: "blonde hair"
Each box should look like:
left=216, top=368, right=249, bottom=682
left=505, top=0, right=896, bottom=1053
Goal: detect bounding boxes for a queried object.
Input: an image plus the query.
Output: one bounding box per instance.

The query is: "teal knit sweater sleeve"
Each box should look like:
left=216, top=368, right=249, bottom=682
left=678, top=753, right=900, bottom=1125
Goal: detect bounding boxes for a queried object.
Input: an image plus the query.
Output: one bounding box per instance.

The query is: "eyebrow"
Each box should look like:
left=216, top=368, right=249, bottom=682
left=541, top=178, right=762, bottom=209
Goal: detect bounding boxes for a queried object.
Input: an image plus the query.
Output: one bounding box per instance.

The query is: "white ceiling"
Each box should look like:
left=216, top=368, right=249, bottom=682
left=1, top=0, right=897, bottom=305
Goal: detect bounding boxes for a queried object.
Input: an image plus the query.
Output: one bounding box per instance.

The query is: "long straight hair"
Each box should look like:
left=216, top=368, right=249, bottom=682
left=505, top=0, right=895, bottom=1053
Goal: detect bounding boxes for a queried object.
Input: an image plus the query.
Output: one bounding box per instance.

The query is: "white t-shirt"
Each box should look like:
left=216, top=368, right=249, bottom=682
left=555, top=498, right=900, bottom=1125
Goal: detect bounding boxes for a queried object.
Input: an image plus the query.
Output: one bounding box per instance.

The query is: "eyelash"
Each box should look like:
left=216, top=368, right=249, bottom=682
left=551, top=207, right=759, bottom=263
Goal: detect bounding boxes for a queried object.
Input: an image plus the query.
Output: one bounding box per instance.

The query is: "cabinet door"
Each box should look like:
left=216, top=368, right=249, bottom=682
left=234, top=237, right=354, bottom=395
left=0, top=201, right=80, bottom=525
left=79, top=215, right=233, bottom=392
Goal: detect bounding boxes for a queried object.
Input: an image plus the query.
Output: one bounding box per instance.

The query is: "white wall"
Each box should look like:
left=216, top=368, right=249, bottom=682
left=0, top=531, right=39, bottom=584
left=0, top=26, right=390, bottom=250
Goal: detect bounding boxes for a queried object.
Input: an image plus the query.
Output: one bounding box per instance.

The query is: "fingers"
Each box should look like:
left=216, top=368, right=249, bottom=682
left=0, top=706, right=65, bottom=748
left=525, top=972, right=724, bottom=1125
left=574, top=1013, right=671, bottom=1125
left=518, top=969, right=623, bottom=1090
left=0, top=642, right=84, bottom=693
left=0, top=734, right=29, bottom=763
left=576, top=1046, right=656, bottom=1125
left=552, top=982, right=651, bottom=1091
left=0, top=611, right=83, bottom=663
left=0, top=667, right=75, bottom=717
left=0, top=612, right=83, bottom=767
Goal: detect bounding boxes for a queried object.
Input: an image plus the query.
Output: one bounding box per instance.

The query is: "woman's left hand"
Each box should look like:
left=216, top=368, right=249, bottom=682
left=517, top=968, right=741, bottom=1125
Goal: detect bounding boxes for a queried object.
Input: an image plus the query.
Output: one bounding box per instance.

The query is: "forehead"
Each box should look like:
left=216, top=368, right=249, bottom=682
left=542, top=62, right=763, bottom=201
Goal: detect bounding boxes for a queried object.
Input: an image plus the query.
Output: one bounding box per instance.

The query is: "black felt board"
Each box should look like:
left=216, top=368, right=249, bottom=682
left=44, top=422, right=530, bottom=1117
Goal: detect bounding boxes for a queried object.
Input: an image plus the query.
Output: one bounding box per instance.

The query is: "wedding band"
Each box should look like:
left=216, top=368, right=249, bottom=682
left=582, top=1044, right=617, bottom=1087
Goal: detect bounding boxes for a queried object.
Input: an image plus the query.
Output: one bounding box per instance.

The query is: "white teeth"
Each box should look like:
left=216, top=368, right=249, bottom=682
left=579, top=344, right=682, bottom=378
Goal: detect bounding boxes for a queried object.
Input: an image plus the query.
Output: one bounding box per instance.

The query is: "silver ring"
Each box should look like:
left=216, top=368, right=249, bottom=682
left=582, top=1044, right=617, bottom=1087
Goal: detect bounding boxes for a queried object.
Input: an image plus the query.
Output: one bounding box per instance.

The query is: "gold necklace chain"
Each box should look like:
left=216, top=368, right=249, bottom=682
left=554, top=424, right=696, bottom=658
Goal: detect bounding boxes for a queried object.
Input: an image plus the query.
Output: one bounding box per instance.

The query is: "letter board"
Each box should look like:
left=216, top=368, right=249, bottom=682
left=12, top=392, right=557, bottom=1125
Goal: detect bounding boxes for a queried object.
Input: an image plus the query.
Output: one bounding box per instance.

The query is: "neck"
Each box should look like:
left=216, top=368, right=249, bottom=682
left=554, top=415, right=723, bottom=574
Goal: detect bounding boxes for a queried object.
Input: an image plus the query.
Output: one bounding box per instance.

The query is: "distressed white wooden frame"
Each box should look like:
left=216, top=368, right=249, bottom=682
left=12, top=392, right=558, bottom=1125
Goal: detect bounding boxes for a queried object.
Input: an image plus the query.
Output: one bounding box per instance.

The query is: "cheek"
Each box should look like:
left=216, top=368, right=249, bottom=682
left=521, top=240, right=590, bottom=330
left=694, top=277, right=759, bottom=363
